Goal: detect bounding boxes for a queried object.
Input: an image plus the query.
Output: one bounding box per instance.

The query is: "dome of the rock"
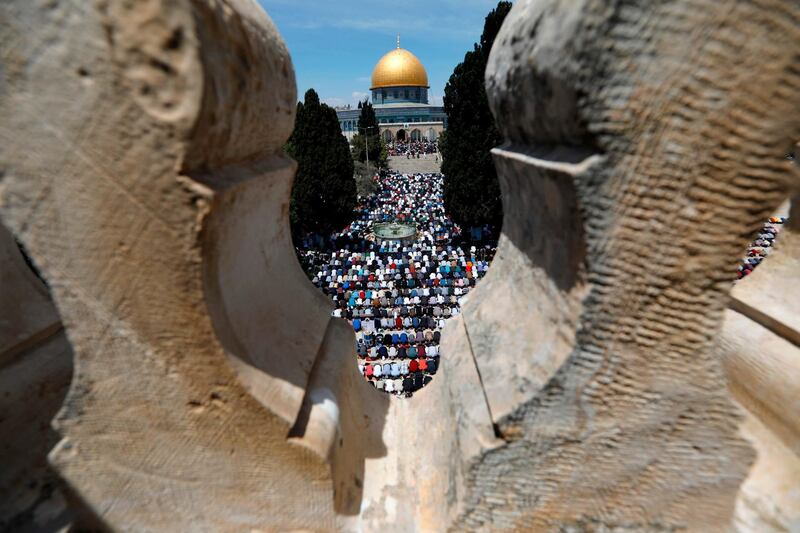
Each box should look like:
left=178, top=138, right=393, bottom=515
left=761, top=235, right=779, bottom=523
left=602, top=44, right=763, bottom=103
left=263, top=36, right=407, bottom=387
left=337, top=39, right=445, bottom=143
left=370, top=48, right=429, bottom=89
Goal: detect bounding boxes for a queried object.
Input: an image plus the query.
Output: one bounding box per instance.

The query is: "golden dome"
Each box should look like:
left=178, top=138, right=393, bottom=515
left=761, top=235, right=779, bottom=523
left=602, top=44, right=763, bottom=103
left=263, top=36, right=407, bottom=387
left=370, top=48, right=429, bottom=89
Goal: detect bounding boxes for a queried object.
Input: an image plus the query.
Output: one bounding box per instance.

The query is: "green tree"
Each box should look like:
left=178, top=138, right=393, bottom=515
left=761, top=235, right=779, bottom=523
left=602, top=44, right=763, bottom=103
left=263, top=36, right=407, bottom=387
left=287, top=89, right=356, bottom=235
left=353, top=161, right=378, bottom=196
left=350, top=99, right=387, bottom=169
left=440, top=1, right=512, bottom=229
left=357, top=99, right=378, bottom=131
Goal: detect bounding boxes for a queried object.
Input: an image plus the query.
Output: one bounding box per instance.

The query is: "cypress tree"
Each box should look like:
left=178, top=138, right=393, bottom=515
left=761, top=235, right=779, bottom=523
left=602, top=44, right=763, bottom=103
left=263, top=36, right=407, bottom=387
left=351, top=99, right=387, bottom=169
left=287, top=89, right=356, bottom=235
left=357, top=99, right=378, bottom=132
left=440, top=1, right=512, bottom=229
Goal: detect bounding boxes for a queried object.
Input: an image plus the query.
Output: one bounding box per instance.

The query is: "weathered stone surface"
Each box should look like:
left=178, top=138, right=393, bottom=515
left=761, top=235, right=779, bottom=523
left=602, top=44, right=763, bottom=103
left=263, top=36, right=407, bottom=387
left=2, top=0, right=799, bottom=531
left=0, top=223, right=61, bottom=361
left=718, top=308, right=800, bottom=532
left=461, top=146, right=593, bottom=422
left=716, top=219, right=800, bottom=531
left=720, top=304, right=800, bottom=454
left=441, top=0, right=799, bottom=530
left=0, top=223, right=73, bottom=531
left=733, top=408, right=800, bottom=533
left=0, top=0, right=370, bottom=530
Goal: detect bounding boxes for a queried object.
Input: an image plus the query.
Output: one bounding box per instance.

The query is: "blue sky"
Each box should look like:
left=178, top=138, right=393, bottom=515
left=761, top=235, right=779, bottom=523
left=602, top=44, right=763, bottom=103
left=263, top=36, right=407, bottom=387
left=258, top=0, right=501, bottom=108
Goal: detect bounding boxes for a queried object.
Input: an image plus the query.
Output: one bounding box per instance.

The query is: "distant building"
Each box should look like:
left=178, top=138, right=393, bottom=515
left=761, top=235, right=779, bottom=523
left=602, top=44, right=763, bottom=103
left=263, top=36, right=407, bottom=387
left=337, top=38, right=446, bottom=143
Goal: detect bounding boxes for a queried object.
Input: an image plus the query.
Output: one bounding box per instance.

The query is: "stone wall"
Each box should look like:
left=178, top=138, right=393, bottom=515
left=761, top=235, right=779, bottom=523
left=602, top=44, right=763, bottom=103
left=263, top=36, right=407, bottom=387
left=0, top=223, right=73, bottom=531
left=0, top=0, right=798, bottom=531
left=438, top=0, right=800, bottom=529
left=718, top=226, right=800, bottom=531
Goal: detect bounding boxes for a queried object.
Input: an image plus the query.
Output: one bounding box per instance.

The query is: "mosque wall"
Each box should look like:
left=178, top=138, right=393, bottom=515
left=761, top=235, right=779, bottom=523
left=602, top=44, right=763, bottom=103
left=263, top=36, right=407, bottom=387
left=339, top=107, right=446, bottom=137
left=372, top=86, right=429, bottom=105
left=0, top=0, right=798, bottom=531
left=381, top=123, right=445, bottom=142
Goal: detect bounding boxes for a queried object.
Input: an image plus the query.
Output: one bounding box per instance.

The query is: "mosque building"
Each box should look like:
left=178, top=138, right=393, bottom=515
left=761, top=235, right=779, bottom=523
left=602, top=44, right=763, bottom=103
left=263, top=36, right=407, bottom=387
left=337, top=37, right=446, bottom=143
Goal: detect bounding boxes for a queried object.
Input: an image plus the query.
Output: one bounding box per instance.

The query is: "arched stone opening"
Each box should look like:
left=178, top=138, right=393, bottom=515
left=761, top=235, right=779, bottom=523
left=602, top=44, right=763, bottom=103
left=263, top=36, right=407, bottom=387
left=426, top=128, right=437, bottom=141
left=396, top=129, right=406, bottom=141
left=410, top=129, right=421, bottom=141
left=1, top=0, right=799, bottom=531
left=382, top=129, right=394, bottom=142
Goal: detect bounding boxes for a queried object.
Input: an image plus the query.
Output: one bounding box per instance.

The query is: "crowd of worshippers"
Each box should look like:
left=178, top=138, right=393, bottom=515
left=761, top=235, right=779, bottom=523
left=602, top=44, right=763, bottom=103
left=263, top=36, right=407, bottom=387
left=737, top=216, right=787, bottom=280
left=297, top=172, right=496, bottom=397
left=387, top=140, right=439, bottom=158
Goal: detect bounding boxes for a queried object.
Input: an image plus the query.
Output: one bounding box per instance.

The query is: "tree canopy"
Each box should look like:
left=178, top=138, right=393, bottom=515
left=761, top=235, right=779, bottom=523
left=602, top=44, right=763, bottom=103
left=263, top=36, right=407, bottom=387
left=357, top=99, right=378, bottom=132
left=351, top=99, right=387, bottom=170
left=440, top=1, right=512, bottom=229
left=287, top=88, right=356, bottom=235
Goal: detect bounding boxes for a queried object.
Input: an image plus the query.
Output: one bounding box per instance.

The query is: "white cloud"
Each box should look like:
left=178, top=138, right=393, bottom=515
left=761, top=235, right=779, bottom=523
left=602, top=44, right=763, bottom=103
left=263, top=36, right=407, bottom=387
left=322, top=97, right=347, bottom=107
left=351, top=91, right=369, bottom=103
